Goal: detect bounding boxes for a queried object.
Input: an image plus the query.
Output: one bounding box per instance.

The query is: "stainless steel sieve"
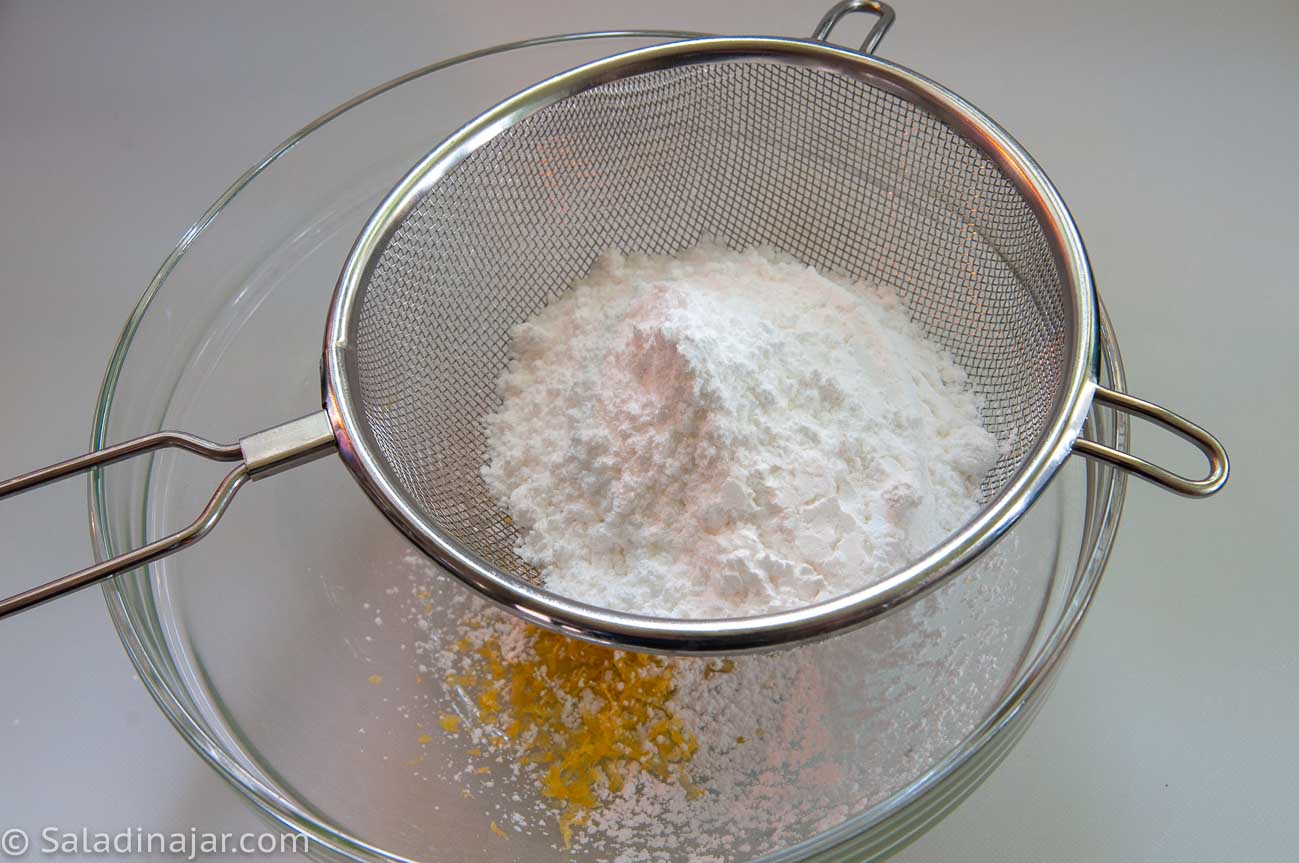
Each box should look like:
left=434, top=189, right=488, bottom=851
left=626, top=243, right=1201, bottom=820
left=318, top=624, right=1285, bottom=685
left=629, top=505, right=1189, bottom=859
left=0, top=1, right=1227, bottom=651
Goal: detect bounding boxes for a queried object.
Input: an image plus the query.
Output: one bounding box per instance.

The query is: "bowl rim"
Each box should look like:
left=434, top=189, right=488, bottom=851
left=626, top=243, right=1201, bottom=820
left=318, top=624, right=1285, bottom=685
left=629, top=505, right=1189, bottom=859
left=89, top=30, right=1130, bottom=863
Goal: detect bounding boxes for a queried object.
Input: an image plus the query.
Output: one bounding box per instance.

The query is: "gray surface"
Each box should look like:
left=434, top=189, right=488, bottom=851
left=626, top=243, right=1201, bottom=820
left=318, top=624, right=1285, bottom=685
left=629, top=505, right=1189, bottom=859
left=0, top=0, right=1295, bottom=861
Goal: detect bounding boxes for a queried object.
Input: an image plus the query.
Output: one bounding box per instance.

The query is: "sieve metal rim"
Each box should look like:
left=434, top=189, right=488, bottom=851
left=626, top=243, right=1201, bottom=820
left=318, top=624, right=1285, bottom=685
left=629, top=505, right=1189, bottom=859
left=322, top=35, right=1099, bottom=653
left=1, top=10, right=1226, bottom=646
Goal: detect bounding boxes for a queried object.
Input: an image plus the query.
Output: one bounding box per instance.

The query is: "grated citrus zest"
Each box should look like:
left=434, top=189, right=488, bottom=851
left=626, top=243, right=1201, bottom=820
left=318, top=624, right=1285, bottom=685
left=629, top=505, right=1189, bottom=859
left=445, top=621, right=706, bottom=846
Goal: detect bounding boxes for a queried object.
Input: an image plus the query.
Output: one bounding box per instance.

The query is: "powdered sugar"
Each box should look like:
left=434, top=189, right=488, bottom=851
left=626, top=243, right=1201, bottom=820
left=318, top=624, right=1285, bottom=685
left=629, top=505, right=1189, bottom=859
left=411, top=579, right=870, bottom=859
left=371, top=244, right=1042, bottom=860
left=482, top=244, right=999, bottom=617
left=395, top=513, right=1049, bottom=863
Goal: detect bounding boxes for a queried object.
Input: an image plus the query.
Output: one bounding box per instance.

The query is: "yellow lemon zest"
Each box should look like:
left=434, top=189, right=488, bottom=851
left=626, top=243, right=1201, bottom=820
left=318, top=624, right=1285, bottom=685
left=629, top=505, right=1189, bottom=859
left=450, top=623, right=702, bottom=847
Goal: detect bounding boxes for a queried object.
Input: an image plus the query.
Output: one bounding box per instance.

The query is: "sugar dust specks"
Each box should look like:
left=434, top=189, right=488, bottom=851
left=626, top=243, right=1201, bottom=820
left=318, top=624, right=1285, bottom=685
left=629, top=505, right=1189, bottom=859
left=401, top=565, right=845, bottom=859
left=376, top=530, right=1030, bottom=862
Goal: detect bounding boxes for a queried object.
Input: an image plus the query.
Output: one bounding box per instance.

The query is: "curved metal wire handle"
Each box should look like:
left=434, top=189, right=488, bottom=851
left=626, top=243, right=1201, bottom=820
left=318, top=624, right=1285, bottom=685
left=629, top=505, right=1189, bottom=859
left=0, top=413, right=335, bottom=619
left=812, top=0, right=895, bottom=53
left=1075, top=387, right=1228, bottom=497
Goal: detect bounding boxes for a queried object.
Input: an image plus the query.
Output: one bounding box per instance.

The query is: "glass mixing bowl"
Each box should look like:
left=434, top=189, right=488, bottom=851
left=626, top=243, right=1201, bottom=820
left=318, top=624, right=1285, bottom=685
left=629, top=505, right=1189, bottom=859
left=89, top=32, right=1130, bottom=863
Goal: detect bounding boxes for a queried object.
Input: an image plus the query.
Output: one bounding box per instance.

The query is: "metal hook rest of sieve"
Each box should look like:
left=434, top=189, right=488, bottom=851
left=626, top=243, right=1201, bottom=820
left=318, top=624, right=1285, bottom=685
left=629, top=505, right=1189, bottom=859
left=1074, top=386, right=1227, bottom=496
left=812, top=0, right=896, bottom=54
left=1, top=2, right=1229, bottom=651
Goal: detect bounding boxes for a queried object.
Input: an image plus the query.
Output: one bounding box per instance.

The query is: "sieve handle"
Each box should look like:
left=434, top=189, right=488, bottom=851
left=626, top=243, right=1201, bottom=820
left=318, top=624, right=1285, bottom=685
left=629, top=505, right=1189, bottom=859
left=0, top=412, right=336, bottom=619
left=812, top=0, right=896, bottom=54
left=1074, top=386, right=1229, bottom=497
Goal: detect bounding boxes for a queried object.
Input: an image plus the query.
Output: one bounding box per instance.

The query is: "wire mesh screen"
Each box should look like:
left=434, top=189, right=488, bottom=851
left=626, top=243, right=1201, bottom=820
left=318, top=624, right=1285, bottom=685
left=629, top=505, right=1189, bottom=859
left=352, top=59, right=1069, bottom=587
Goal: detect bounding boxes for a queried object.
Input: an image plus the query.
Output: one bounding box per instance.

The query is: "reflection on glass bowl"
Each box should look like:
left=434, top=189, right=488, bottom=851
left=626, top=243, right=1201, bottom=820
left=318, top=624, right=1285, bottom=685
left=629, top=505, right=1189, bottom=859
left=90, top=31, right=1128, bottom=863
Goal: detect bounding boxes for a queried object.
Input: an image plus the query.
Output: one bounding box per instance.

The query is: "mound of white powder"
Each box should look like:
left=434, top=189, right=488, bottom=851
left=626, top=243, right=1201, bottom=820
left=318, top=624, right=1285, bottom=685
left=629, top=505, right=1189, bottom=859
left=482, top=243, right=999, bottom=617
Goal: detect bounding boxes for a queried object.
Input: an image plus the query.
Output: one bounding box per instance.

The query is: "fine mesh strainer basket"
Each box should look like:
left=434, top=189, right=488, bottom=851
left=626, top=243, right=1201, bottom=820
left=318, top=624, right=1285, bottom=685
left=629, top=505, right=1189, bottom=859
left=0, top=0, right=1226, bottom=652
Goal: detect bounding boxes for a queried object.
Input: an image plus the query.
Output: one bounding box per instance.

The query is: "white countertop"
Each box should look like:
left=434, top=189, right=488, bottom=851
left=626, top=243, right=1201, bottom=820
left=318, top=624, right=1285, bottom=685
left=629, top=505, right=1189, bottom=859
left=2, top=1, right=1296, bottom=860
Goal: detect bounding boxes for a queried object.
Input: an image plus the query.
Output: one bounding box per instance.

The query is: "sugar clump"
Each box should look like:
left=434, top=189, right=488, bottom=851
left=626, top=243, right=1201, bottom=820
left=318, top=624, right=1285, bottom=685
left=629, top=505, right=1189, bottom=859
left=482, top=244, right=999, bottom=617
